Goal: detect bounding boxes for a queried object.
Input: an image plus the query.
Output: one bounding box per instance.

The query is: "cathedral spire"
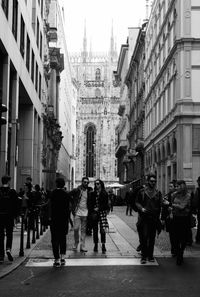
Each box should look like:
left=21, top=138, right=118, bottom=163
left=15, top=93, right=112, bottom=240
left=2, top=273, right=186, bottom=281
left=110, top=19, right=114, bottom=55
left=82, top=19, right=87, bottom=62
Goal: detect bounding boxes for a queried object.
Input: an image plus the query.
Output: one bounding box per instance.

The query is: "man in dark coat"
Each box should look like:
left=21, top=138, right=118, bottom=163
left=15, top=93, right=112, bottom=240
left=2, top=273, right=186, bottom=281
left=49, top=177, right=70, bottom=267
left=0, top=175, right=19, bottom=263
left=135, top=173, right=162, bottom=264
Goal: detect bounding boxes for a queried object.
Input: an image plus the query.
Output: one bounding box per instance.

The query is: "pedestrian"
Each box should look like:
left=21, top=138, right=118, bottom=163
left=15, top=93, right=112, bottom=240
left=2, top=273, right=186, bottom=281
left=125, top=187, right=133, bottom=216
left=107, top=188, right=115, bottom=212
left=70, top=177, right=93, bottom=252
left=0, top=175, right=19, bottom=263
left=170, top=180, right=191, bottom=265
left=161, top=180, right=177, bottom=257
left=135, top=173, right=162, bottom=264
left=49, top=177, right=70, bottom=267
left=193, top=176, right=200, bottom=244
left=88, top=179, right=109, bottom=253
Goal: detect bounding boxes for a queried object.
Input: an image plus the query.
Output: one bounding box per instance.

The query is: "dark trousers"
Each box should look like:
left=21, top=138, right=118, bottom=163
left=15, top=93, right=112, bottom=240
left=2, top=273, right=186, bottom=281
left=126, top=204, right=132, bottom=216
left=50, top=225, right=66, bottom=260
left=196, top=213, right=200, bottom=242
left=0, top=215, right=14, bottom=259
left=171, top=216, right=190, bottom=257
left=92, top=220, right=106, bottom=244
left=138, top=218, right=157, bottom=259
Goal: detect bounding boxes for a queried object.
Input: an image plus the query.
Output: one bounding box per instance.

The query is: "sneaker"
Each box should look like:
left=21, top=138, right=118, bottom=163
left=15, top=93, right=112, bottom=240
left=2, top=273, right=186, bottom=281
left=148, top=257, right=155, bottom=262
left=80, top=247, right=88, bottom=252
left=53, top=260, right=61, bottom=267
left=60, top=259, right=66, bottom=266
left=6, top=250, right=13, bottom=262
left=136, top=244, right=141, bottom=252
left=140, top=258, right=146, bottom=264
left=72, top=244, right=78, bottom=251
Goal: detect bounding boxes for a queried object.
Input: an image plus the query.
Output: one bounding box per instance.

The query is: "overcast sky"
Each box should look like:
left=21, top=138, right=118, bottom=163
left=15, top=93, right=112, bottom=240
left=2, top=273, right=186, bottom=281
left=63, top=0, right=147, bottom=53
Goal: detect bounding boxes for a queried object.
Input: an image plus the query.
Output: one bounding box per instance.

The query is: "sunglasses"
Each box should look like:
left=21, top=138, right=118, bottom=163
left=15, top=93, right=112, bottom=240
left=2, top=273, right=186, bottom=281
left=83, top=181, right=89, bottom=184
left=95, top=182, right=100, bottom=185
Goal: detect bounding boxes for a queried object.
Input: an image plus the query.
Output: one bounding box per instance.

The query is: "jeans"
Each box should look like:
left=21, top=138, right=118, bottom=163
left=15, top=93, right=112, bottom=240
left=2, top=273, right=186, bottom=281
left=137, top=218, right=157, bottom=259
left=92, top=220, right=106, bottom=244
left=73, top=215, right=87, bottom=248
left=50, top=224, right=67, bottom=260
left=0, top=215, right=14, bottom=259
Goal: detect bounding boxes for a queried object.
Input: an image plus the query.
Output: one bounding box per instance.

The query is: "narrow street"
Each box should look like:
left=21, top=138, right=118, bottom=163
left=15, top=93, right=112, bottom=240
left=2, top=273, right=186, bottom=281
left=1, top=207, right=200, bottom=297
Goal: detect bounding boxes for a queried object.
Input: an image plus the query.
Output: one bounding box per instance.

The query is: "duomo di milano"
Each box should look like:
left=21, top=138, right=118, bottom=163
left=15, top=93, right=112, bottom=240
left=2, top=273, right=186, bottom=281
left=1, top=0, right=200, bottom=193
left=70, top=23, right=120, bottom=186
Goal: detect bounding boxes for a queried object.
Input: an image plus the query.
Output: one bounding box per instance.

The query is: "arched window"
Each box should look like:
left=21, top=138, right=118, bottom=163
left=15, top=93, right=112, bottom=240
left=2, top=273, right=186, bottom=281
left=95, top=68, right=101, bottom=81
left=95, top=88, right=101, bottom=97
left=85, top=124, right=96, bottom=177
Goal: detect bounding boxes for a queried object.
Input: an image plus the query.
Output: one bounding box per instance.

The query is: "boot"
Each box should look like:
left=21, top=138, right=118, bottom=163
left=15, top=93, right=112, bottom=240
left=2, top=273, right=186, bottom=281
left=93, top=243, right=98, bottom=252
left=102, top=243, right=106, bottom=254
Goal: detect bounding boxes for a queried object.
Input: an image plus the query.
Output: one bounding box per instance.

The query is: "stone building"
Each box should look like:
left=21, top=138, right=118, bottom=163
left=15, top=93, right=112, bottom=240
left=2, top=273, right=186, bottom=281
left=144, top=0, right=200, bottom=193
left=0, top=0, right=74, bottom=190
left=70, top=24, right=120, bottom=187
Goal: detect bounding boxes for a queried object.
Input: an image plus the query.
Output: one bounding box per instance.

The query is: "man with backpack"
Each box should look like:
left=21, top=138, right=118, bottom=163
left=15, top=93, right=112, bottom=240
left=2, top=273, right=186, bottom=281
left=0, top=175, right=19, bottom=263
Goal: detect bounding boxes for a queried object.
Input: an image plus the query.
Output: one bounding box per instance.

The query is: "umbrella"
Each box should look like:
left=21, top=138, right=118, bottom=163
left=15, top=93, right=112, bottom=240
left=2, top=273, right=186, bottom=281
left=106, top=182, right=124, bottom=188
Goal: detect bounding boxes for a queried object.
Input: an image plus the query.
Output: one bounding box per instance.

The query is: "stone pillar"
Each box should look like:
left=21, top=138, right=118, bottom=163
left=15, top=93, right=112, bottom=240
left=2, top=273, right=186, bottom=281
left=0, top=56, right=10, bottom=176
left=18, top=105, right=34, bottom=188
left=9, top=72, right=19, bottom=188
left=177, top=123, right=192, bottom=182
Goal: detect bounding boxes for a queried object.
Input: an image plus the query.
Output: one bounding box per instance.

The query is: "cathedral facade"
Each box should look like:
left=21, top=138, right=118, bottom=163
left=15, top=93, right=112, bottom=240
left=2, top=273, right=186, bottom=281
left=70, top=26, right=120, bottom=186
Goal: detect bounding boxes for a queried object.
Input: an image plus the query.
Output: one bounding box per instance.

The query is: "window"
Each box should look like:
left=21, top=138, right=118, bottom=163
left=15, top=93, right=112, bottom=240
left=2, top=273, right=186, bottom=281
left=26, top=34, right=30, bottom=71
left=40, top=32, right=43, bottom=58
left=20, top=16, right=25, bottom=57
left=36, top=18, right=39, bottom=47
left=95, top=88, right=101, bottom=97
left=31, top=50, right=35, bottom=82
left=193, top=126, right=200, bottom=153
left=39, top=73, right=41, bottom=99
left=95, top=68, right=101, bottom=81
left=2, top=0, right=9, bottom=18
left=85, top=124, right=96, bottom=177
left=35, top=63, right=38, bottom=92
left=12, top=0, right=18, bottom=40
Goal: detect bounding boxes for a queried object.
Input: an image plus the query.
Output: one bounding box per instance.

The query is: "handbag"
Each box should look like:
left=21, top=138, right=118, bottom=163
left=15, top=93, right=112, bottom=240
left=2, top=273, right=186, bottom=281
left=190, top=214, right=197, bottom=228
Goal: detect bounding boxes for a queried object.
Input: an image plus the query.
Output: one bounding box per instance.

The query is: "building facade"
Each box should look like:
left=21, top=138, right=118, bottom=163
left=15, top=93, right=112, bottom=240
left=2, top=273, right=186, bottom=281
left=144, top=0, right=200, bottom=193
left=70, top=25, right=120, bottom=187
left=0, top=0, right=74, bottom=191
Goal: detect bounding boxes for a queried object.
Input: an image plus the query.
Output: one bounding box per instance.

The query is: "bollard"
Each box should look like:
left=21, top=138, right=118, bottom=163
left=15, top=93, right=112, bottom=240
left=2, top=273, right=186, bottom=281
left=26, top=212, right=31, bottom=249
left=32, top=210, right=36, bottom=244
left=19, top=214, right=24, bottom=256
left=36, top=207, right=40, bottom=239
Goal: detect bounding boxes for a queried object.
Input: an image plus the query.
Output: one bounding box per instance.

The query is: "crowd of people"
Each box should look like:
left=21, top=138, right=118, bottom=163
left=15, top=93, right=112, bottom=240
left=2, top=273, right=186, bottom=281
left=1, top=173, right=200, bottom=268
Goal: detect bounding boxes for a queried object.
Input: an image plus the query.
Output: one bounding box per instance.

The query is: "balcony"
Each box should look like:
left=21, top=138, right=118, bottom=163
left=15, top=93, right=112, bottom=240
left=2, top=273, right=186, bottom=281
left=115, top=140, right=127, bottom=158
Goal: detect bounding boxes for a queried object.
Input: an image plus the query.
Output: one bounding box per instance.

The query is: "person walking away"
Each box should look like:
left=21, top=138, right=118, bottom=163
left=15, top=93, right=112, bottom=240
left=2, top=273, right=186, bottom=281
left=125, top=187, right=133, bottom=216
left=49, top=177, right=70, bottom=267
left=193, top=176, right=200, bottom=244
left=0, top=175, right=19, bottom=263
left=88, top=179, right=109, bottom=253
left=108, top=188, right=115, bottom=212
left=135, top=173, right=162, bottom=264
left=170, top=180, right=191, bottom=265
left=161, top=180, right=177, bottom=256
left=70, top=177, right=93, bottom=252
